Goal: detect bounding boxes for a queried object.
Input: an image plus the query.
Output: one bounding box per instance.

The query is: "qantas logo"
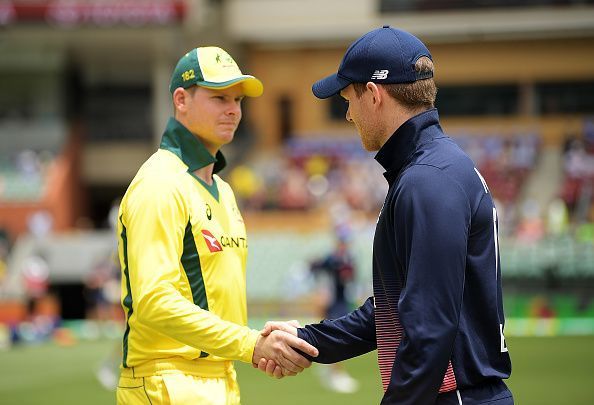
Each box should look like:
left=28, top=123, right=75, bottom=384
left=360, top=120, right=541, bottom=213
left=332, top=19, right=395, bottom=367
left=201, top=230, right=223, bottom=252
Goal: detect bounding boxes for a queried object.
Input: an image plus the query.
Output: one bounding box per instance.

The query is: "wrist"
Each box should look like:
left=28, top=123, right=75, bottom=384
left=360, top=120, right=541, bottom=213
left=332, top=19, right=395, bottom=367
left=251, top=334, right=262, bottom=364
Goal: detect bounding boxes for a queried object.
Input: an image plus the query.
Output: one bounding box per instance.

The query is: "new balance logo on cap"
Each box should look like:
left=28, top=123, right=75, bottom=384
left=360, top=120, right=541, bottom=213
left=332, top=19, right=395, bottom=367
left=371, top=70, right=389, bottom=80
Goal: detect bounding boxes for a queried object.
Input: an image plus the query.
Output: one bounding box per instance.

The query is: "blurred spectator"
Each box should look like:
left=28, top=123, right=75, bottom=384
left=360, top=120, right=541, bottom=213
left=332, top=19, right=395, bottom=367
left=86, top=197, right=123, bottom=322
left=229, top=165, right=265, bottom=209
left=278, top=162, right=310, bottom=210
left=561, top=135, right=594, bottom=222
left=15, top=149, right=41, bottom=178
left=22, top=254, right=50, bottom=310
left=528, top=296, right=556, bottom=319
left=546, top=198, right=570, bottom=237
left=0, top=242, right=7, bottom=288
left=27, top=210, right=53, bottom=238
left=91, top=251, right=123, bottom=391
left=0, top=230, right=9, bottom=287
left=20, top=254, right=60, bottom=343
left=308, top=226, right=359, bottom=393
left=516, top=199, right=545, bottom=243
left=84, top=253, right=121, bottom=322
left=451, top=133, right=540, bottom=236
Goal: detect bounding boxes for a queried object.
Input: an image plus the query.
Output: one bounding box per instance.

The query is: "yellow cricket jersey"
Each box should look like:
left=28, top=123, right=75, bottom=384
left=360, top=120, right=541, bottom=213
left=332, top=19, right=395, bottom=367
left=117, top=117, right=260, bottom=369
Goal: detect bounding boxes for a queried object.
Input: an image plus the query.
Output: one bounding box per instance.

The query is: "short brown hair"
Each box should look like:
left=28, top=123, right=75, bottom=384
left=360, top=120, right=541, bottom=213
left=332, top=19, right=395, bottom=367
left=353, top=56, right=436, bottom=110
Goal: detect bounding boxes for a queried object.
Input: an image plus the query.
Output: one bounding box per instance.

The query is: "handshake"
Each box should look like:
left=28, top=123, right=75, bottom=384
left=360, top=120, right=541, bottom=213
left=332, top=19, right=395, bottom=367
left=251, top=320, right=318, bottom=379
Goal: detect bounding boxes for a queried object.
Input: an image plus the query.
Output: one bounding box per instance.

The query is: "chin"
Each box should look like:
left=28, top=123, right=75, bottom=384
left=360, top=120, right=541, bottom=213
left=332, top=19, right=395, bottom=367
left=218, top=132, right=235, bottom=145
left=360, top=138, right=380, bottom=152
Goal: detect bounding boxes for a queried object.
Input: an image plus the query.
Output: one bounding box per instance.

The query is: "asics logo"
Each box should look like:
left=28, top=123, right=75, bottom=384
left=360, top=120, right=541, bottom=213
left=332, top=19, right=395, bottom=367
left=371, top=69, right=389, bottom=80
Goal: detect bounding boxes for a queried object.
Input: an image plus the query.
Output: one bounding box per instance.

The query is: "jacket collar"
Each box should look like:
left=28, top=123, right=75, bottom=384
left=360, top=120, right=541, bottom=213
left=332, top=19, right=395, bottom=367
left=159, top=117, right=226, bottom=174
left=374, top=108, right=440, bottom=184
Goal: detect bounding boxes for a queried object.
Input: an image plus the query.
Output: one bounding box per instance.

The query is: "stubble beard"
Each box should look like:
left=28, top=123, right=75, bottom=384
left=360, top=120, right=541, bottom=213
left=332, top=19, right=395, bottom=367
left=359, top=127, right=382, bottom=152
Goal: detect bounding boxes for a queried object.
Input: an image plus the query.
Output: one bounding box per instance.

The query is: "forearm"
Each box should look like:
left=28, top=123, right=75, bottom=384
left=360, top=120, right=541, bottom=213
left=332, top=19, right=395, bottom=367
left=298, top=297, right=376, bottom=363
left=135, top=285, right=259, bottom=363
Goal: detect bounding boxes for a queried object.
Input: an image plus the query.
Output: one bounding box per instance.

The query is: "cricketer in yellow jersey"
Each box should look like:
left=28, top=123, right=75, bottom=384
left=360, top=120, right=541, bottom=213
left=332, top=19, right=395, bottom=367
left=116, top=46, right=318, bottom=405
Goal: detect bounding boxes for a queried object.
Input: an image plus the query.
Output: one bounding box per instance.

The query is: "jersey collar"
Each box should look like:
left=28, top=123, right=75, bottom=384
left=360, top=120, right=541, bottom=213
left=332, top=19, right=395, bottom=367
left=159, top=117, right=227, bottom=174
left=374, top=108, right=440, bottom=184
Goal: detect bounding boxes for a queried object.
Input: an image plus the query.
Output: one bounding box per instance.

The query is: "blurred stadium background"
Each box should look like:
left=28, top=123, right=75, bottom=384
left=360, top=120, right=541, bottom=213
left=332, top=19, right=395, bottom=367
left=1, top=0, right=594, bottom=404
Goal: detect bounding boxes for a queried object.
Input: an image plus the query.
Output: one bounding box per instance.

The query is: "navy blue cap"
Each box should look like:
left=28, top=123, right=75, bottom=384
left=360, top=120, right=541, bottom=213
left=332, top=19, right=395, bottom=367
left=312, top=25, right=433, bottom=99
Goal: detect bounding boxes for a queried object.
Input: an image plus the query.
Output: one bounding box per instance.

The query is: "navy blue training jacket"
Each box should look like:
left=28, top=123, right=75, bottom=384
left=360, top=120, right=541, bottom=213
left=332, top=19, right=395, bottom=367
left=298, top=108, right=512, bottom=404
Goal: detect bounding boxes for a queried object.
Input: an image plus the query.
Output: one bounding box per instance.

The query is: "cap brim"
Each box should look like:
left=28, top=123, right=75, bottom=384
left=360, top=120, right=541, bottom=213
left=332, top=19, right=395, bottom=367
left=312, top=73, right=352, bottom=99
left=199, top=75, right=264, bottom=97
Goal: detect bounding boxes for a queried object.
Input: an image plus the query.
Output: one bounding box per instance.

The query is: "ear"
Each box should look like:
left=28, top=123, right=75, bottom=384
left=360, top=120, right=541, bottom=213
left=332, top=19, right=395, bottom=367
left=172, top=87, right=189, bottom=113
left=366, top=82, right=382, bottom=107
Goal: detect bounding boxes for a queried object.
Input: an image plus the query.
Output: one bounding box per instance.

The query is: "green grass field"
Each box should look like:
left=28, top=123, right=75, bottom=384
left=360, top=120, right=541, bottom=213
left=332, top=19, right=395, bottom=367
left=0, top=336, right=593, bottom=404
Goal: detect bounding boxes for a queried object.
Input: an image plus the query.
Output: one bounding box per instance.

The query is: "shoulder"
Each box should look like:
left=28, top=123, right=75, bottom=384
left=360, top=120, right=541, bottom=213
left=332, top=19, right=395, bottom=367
left=123, top=153, right=189, bottom=215
left=214, top=173, right=230, bottom=189
left=396, top=164, right=470, bottom=210
left=133, top=150, right=187, bottom=190
left=214, top=174, right=237, bottom=200
left=399, top=163, right=461, bottom=191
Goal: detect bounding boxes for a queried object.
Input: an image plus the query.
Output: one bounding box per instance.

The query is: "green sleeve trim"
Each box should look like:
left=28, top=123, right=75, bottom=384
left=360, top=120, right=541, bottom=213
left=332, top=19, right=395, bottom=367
left=181, top=219, right=210, bottom=358
left=120, top=218, right=133, bottom=368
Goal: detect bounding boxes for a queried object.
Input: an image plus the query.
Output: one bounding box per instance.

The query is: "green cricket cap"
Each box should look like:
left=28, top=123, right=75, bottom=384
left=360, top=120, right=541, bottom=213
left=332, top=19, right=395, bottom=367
left=169, top=46, right=263, bottom=97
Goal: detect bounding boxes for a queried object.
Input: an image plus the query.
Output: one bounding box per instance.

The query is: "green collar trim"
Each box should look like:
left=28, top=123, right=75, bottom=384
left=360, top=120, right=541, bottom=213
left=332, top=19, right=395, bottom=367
left=190, top=173, right=219, bottom=201
left=159, top=117, right=226, bottom=174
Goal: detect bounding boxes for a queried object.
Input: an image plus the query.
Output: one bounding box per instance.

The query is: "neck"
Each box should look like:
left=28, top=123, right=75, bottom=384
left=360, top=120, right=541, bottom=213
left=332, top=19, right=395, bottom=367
left=175, top=115, right=220, bottom=184
left=380, top=105, right=428, bottom=148
left=194, top=164, right=215, bottom=185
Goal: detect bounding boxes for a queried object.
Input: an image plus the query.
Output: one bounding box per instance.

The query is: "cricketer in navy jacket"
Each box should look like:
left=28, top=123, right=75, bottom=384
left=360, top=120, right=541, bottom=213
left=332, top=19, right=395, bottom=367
left=297, top=108, right=513, bottom=404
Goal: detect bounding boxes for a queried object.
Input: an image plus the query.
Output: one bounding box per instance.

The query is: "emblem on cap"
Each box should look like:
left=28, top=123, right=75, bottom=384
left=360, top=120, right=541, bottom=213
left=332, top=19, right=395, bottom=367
left=371, top=70, right=389, bottom=80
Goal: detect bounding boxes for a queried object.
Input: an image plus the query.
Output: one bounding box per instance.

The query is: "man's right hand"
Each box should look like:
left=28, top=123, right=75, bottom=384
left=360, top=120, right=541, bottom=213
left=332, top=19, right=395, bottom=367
left=252, top=329, right=318, bottom=378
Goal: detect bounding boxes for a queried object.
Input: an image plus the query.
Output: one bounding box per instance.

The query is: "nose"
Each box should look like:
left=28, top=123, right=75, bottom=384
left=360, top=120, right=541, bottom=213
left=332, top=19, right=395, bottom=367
left=227, top=100, right=241, bottom=117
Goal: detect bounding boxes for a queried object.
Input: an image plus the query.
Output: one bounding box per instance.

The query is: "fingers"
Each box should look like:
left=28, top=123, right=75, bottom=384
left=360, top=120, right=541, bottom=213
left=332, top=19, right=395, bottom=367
left=283, top=332, right=319, bottom=358
left=256, top=358, right=288, bottom=379
left=253, top=330, right=318, bottom=376
left=265, top=359, right=277, bottom=377
left=269, top=332, right=316, bottom=372
left=261, top=321, right=298, bottom=337
left=260, top=357, right=303, bottom=379
left=268, top=359, right=297, bottom=378
left=276, top=351, right=305, bottom=374
left=273, top=365, right=284, bottom=379
left=261, top=323, right=272, bottom=337
left=287, top=319, right=302, bottom=328
left=281, top=367, right=298, bottom=377
left=257, top=358, right=268, bottom=372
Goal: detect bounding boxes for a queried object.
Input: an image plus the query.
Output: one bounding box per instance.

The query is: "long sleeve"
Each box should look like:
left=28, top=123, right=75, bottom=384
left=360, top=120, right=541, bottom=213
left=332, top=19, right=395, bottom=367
left=297, top=297, right=377, bottom=363
left=384, top=165, right=470, bottom=404
left=121, top=178, right=258, bottom=364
